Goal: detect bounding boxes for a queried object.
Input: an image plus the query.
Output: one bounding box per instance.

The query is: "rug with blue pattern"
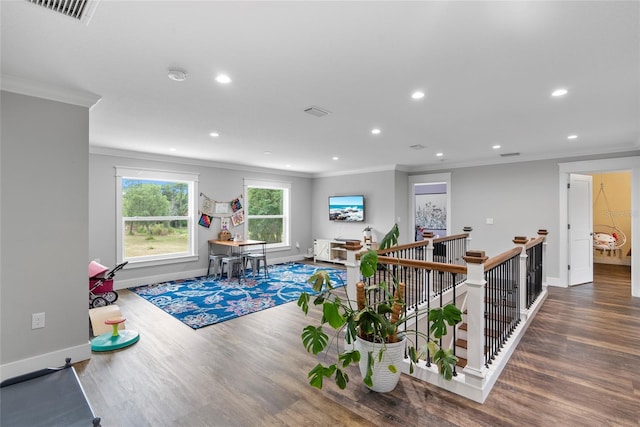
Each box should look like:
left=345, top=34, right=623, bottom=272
left=129, top=263, right=346, bottom=329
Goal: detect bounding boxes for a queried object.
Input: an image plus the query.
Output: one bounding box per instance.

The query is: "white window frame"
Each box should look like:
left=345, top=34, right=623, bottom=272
left=115, top=166, right=199, bottom=267
left=243, top=179, right=291, bottom=250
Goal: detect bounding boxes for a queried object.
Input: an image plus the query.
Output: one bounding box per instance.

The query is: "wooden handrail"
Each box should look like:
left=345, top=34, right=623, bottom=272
left=525, top=235, right=545, bottom=250
left=485, top=247, right=522, bottom=270
left=377, top=255, right=468, bottom=275
left=434, top=233, right=469, bottom=244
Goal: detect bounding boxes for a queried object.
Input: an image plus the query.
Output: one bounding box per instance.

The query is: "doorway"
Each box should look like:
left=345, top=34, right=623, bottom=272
left=408, top=173, right=451, bottom=242
left=559, top=157, right=639, bottom=298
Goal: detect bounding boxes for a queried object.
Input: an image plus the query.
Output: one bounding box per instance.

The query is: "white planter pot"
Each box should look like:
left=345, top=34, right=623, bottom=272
left=355, top=335, right=406, bottom=393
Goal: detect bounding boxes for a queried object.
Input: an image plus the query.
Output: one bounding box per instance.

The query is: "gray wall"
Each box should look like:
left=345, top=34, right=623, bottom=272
left=311, top=170, right=399, bottom=244
left=89, top=153, right=313, bottom=288
left=1, top=91, right=91, bottom=379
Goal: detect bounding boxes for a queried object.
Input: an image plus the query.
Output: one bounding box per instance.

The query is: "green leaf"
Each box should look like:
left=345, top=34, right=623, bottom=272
left=297, top=292, right=310, bottom=315
left=363, top=351, right=375, bottom=387
left=388, top=364, right=397, bottom=374
left=338, top=349, right=360, bottom=367
left=434, top=348, right=458, bottom=381
left=307, top=270, right=331, bottom=292
left=359, top=250, right=379, bottom=278
left=301, top=325, right=328, bottom=355
left=427, top=340, right=438, bottom=357
left=379, top=223, right=399, bottom=250
left=335, top=368, right=349, bottom=389
left=323, top=301, right=346, bottom=329
left=308, top=363, right=336, bottom=389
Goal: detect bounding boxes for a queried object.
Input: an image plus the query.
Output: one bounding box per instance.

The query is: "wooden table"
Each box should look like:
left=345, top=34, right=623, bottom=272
left=208, top=239, right=267, bottom=279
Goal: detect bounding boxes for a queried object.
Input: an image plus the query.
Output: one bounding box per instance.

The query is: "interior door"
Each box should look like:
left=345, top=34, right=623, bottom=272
left=568, top=174, right=593, bottom=285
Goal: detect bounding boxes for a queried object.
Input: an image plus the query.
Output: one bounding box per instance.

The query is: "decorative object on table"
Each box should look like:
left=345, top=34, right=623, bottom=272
left=218, top=228, right=232, bottom=241
left=198, top=213, right=212, bottom=228
left=130, top=263, right=346, bottom=329
left=231, top=209, right=244, bottom=226
left=297, top=224, right=462, bottom=392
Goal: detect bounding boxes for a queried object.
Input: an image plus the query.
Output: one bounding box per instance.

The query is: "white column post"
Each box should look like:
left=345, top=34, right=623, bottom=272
left=513, top=236, right=529, bottom=320
left=344, top=241, right=363, bottom=302
left=538, top=229, right=549, bottom=290
left=422, top=231, right=434, bottom=296
left=462, top=250, right=488, bottom=388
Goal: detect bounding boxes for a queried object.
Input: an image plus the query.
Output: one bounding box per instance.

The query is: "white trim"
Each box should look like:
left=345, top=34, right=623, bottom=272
left=558, top=156, right=640, bottom=297
left=0, top=342, right=91, bottom=382
left=115, top=167, right=199, bottom=265
left=243, top=179, right=291, bottom=248
left=1, top=74, right=101, bottom=109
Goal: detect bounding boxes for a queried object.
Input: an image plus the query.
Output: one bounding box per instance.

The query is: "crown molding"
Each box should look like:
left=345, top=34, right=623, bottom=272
left=1, top=74, right=101, bottom=109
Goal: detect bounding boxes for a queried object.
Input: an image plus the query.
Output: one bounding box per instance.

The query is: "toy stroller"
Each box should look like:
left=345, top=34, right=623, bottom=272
left=89, top=261, right=128, bottom=308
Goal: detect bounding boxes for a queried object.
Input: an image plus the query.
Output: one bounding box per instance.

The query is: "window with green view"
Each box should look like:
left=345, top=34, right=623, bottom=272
left=116, top=167, right=198, bottom=265
left=245, top=180, right=290, bottom=248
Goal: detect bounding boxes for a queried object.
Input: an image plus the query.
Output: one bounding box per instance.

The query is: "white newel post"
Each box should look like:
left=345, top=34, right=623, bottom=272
left=463, top=226, right=473, bottom=254
left=538, top=229, right=549, bottom=289
left=513, top=236, right=529, bottom=320
left=422, top=231, right=434, bottom=296
left=462, top=250, right=488, bottom=388
left=344, top=241, right=363, bottom=302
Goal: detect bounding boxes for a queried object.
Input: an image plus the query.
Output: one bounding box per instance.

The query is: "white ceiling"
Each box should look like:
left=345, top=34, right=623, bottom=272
left=2, top=1, right=639, bottom=176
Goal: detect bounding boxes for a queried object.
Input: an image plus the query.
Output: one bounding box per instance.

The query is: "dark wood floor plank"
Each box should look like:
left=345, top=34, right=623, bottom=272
left=75, top=263, right=640, bottom=426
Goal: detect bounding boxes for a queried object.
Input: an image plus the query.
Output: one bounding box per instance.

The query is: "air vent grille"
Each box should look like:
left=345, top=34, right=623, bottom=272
left=303, top=106, right=330, bottom=118
left=25, top=0, right=99, bottom=23
left=500, top=152, right=521, bottom=157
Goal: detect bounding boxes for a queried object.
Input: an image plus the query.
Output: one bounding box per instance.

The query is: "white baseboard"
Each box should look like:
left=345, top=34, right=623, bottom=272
left=113, top=255, right=308, bottom=290
left=1, top=342, right=91, bottom=382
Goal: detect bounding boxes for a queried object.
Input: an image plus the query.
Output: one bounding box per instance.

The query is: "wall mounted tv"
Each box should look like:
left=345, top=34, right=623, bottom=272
left=329, top=195, right=365, bottom=222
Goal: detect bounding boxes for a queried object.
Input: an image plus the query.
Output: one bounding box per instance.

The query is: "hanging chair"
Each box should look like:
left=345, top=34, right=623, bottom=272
left=593, top=182, right=626, bottom=251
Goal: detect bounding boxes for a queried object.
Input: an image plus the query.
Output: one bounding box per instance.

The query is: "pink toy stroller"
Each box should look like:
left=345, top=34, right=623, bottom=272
left=89, top=261, right=128, bottom=308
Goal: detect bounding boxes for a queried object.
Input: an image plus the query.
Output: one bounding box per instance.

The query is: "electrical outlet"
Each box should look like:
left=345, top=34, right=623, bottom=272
left=32, top=312, right=45, bottom=329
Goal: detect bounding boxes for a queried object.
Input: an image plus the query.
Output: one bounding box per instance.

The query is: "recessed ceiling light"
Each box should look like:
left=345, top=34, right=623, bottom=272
left=567, top=134, right=578, bottom=140
left=209, top=132, right=219, bottom=137
left=492, top=144, right=501, bottom=149
left=285, top=164, right=291, bottom=168
left=436, top=152, right=444, bottom=157
left=215, top=74, right=232, bottom=84
left=167, top=68, right=187, bottom=82
left=169, top=147, right=177, bottom=152
left=332, top=156, right=339, bottom=160
left=552, top=88, right=568, bottom=97
left=263, top=151, right=272, bottom=155
left=411, top=91, right=425, bottom=99
left=371, top=128, right=381, bottom=135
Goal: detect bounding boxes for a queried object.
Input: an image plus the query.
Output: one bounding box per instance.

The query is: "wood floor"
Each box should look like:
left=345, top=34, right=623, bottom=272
left=75, top=264, right=639, bottom=426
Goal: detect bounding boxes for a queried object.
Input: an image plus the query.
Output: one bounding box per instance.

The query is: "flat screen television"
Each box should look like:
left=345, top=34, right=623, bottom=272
left=329, top=195, right=365, bottom=222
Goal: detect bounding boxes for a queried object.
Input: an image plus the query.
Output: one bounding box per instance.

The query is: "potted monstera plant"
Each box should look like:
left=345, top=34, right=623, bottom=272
left=297, top=224, right=462, bottom=392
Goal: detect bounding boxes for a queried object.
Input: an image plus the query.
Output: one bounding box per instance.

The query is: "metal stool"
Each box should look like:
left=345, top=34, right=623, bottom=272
left=221, top=256, right=244, bottom=281
left=244, top=253, right=268, bottom=278
left=207, top=254, right=226, bottom=277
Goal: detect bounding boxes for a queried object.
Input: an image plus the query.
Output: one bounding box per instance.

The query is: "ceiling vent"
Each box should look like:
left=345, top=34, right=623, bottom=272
left=25, top=0, right=100, bottom=24
left=409, top=144, right=425, bottom=150
left=303, top=106, right=330, bottom=118
left=500, top=152, right=521, bottom=157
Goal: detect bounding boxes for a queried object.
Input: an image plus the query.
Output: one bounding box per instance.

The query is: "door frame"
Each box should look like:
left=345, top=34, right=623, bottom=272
left=559, top=156, right=640, bottom=297
left=408, top=173, right=451, bottom=240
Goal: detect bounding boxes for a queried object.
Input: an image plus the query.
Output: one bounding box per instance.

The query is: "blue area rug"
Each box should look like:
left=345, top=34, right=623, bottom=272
left=129, top=263, right=346, bottom=329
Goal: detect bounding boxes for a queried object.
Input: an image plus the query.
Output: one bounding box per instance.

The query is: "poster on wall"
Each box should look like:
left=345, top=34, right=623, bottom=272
left=415, top=193, right=447, bottom=238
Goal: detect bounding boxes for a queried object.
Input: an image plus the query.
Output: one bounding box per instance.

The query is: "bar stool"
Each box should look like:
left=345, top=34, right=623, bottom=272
left=245, top=253, right=268, bottom=278
left=207, top=254, right=226, bottom=278
left=221, top=256, right=244, bottom=282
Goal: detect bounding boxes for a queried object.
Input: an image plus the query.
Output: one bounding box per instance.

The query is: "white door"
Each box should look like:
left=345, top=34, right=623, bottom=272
left=568, top=174, right=593, bottom=285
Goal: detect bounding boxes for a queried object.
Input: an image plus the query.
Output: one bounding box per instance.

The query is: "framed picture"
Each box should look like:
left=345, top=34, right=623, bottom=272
left=215, top=202, right=229, bottom=214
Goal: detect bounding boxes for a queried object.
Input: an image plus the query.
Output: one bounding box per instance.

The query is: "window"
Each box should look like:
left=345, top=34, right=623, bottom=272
left=244, top=179, right=290, bottom=249
left=116, top=167, right=199, bottom=266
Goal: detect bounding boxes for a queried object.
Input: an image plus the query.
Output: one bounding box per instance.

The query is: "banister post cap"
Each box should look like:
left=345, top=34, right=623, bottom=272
left=513, top=236, right=529, bottom=244
left=422, top=231, right=434, bottom=238
left=463, top=250, right=488, bottom=264
left=537, top=229, right=549, bottom=236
